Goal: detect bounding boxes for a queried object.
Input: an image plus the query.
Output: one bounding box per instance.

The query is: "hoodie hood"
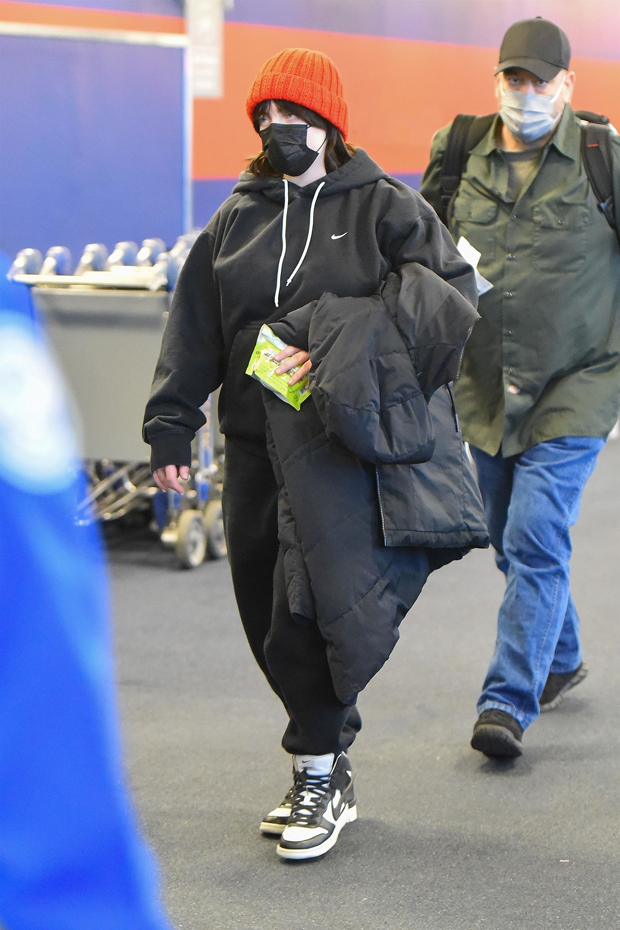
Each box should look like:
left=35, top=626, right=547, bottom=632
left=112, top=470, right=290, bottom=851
left=233, top=148, right=388, bottom=202
left=234, top=149, right=390, bottom=307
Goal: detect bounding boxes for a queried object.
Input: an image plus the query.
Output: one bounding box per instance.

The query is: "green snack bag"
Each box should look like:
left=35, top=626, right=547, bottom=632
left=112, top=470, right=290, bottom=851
left=246, top=325, right=311, bottom=411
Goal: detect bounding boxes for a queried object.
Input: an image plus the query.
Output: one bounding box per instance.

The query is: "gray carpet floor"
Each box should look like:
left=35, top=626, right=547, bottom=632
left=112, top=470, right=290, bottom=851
left=107, top=439, right=620, bottom=930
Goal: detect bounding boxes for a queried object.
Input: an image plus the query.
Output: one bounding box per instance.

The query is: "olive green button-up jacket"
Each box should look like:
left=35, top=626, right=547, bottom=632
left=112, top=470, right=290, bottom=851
left=420, top=105, right=620, bottom=456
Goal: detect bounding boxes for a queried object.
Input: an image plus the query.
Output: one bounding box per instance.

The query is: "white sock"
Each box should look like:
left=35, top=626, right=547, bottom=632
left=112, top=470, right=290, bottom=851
left=293, top=753, right=334, bottom=776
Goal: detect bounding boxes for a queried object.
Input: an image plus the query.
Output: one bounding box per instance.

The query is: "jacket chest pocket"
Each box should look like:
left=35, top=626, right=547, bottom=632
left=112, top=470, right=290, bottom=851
left=451, top=197, right=499, bottom=264
left=532, top=202, right=590, bottom=273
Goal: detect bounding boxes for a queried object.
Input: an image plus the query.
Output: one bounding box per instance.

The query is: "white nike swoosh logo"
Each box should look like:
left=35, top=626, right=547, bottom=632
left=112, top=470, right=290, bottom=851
left=331, top=232, right=347, bottom=240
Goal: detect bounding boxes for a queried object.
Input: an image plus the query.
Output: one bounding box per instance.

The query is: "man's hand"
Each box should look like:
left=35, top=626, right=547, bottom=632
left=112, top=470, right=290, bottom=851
left=274, top=345, right=311, bottom=386
left=153, top=464, right=190, bottom=494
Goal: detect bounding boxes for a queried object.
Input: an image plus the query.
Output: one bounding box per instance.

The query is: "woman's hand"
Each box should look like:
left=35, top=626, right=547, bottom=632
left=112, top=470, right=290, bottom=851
left=153, top=464, right=190, bottom=494
left=274, top=345, right=311, bottom=386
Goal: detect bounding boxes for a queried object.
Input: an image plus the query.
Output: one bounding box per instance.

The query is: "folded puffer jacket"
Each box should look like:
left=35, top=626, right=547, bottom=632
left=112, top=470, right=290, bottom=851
left=264, top=262, right=489, bottom=704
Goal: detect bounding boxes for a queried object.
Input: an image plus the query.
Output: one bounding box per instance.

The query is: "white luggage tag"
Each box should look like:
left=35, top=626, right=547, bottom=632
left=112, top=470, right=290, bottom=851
left=456, top=236, right=494, bottom=296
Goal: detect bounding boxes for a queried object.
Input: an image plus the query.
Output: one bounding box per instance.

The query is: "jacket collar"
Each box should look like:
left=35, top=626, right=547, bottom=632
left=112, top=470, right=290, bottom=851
left=471, top=104, right=578, bottom=162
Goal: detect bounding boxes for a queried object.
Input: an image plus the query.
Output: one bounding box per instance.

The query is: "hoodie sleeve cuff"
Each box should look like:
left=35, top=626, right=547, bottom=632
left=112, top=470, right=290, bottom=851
left=270, top=301, right=316, bottom=351
left=148, top=429, right=193, bottom=472
left=269, top=319, right=307, bottom=349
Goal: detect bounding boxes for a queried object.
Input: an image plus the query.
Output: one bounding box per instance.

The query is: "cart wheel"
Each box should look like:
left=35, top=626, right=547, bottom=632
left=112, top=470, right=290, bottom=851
left=204, top=499, right=227, bottom=559
left=175, top=510, right=207, bottom=568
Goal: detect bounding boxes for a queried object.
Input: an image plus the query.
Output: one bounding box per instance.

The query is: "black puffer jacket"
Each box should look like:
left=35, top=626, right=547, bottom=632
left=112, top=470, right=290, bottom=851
left=266, top=264, right=489, bottom=705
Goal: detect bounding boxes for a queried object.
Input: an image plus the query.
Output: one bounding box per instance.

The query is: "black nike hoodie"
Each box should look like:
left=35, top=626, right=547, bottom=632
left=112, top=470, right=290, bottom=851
left=143, top=148, right=477, bottom=469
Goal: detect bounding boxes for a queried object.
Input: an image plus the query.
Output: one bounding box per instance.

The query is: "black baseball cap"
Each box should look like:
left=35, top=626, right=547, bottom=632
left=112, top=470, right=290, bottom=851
left=495, top=17, right=571, bottom=82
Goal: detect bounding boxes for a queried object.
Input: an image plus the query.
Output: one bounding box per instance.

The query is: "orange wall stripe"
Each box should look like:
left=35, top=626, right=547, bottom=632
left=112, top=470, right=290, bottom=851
left=193, top=21, right=620, bottom=179
left=0, top=0, right=185, bottom=34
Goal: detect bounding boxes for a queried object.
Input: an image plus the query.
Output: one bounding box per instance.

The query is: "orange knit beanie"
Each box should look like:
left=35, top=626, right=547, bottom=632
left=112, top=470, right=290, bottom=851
left=246, top=48, right=349, bottom=140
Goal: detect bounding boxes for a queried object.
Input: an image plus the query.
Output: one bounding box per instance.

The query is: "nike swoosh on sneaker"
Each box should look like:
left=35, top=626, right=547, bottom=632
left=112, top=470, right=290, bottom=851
left=331, top=232, right=347, bottom=239
left=330, top=788, right=346, bottom=820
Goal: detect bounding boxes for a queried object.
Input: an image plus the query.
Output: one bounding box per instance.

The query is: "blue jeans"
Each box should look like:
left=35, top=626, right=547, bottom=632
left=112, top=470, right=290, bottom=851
left=471, top=437, right=605, bottom=729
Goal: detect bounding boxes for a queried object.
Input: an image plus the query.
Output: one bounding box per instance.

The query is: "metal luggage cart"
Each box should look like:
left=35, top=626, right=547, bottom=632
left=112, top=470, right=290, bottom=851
left=153, top=399, right=227, bottom=568
left=16, top=256, right=225, bottom=569
left=77, top=399, right=226, bottom=569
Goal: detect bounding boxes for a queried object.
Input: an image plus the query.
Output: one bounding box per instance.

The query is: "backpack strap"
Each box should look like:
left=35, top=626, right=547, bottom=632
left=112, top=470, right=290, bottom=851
left=439, top=113, right=495, bottom=225
left=577, top=114, right=618, bottom=243
left=574, top=110, right=610, bottom=127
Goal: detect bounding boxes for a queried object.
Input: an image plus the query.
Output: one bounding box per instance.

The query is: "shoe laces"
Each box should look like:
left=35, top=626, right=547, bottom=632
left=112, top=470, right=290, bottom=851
left=288, top=771, right=331, bottom=826
left=280, top=783, right=297, bottom=809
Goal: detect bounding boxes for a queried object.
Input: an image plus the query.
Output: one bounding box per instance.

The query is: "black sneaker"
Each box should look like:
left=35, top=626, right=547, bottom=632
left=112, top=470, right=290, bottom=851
left=471, top=709, right=524, bottom=758
left=260, top=782, right=297, bottom=836
left=276, top=753, right=357, bottom=860
left=539, top=662, right=588, bottom=712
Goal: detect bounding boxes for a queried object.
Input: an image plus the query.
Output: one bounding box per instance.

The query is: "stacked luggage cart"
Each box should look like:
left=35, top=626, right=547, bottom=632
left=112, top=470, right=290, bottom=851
left=10, top=236, right=226, bottom=568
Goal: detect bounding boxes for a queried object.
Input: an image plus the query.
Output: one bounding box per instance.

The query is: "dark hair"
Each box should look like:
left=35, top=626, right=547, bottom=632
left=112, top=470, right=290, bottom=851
left=248, top=99, right=356, bottom=177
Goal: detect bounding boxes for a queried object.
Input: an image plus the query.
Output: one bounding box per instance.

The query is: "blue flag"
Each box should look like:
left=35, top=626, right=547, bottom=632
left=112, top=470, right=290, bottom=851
left=0, top=257, right=171, bottom=930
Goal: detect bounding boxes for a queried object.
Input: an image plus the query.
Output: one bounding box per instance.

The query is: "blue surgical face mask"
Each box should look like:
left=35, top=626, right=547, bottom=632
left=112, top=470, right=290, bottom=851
left=499, top=79, right=565, bottom=144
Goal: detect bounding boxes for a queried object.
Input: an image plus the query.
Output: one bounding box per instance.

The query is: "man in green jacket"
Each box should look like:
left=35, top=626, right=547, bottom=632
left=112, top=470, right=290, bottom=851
left=421, top=17, right=620, bottom=758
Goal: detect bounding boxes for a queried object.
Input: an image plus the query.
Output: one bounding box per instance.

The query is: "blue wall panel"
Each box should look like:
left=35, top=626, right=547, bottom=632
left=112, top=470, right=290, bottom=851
left=193, top=179, right=237, bottom=229
left=0, top=36, right=185, bottom=262
left=392, top=172, right=422, bottom=192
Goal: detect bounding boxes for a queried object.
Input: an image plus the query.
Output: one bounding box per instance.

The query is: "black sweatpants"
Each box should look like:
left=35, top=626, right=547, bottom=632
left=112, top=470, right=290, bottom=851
left=221, top=437, right=362, bottom=756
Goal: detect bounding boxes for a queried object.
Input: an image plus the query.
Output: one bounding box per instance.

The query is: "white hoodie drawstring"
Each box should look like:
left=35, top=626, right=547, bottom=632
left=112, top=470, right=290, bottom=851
left=274, top=179, right=290, bottom=308
left=274, top=179, right=326, bottom=308
left=285, top=181, right=325, bottom=288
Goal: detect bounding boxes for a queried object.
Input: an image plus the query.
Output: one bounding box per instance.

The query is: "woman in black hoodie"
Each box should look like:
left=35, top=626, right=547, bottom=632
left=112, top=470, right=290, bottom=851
left=143, top=48, right=477, bottom=860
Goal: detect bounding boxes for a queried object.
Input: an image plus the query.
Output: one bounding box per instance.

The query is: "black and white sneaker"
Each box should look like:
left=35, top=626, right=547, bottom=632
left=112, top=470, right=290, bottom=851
left=276, top=752, right=357, bottom=860
left=260, top=755, right=333, bottom=836
left=260, top=783, right=297, bottom=836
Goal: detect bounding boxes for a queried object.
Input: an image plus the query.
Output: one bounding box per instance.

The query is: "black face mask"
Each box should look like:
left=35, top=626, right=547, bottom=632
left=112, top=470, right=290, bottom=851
left=259, top=123, right=322, bottom=176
